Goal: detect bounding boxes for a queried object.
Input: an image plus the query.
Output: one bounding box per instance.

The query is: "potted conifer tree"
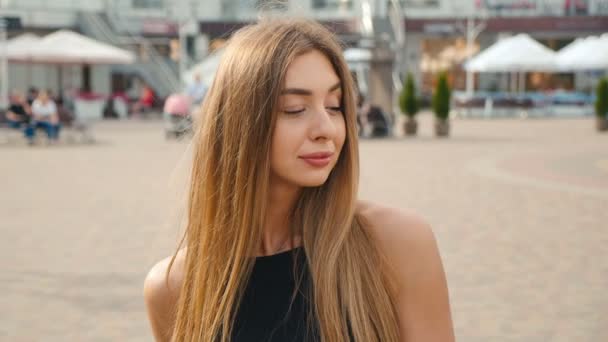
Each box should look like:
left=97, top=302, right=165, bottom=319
left=433, top=72, right=451, bottom=137
left=399, top=73, right=419, bottom=136
left=595, top=78, right=608, bottom=132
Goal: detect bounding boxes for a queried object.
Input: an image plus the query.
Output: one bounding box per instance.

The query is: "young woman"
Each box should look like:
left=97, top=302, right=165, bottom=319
left=144, top=18, right=454, bottom=342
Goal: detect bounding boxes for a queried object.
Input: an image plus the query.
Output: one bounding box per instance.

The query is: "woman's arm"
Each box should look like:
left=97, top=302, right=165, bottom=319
left=30, top=102, right=41, bottom=121
left=6, top=109, right=18, bottom=121
left=143, top=255, right=182, bottom=342
left=393, top=218, right=454, bottom=341
left=23, top=102, right=32, bottom=115
left=50, top=102, right=60, bottom=124
left=358, top=202, right=455, bottom=342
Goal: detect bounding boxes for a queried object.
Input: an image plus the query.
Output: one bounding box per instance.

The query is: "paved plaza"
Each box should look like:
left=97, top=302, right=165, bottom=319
left=1, top=113, right=607, bottom=341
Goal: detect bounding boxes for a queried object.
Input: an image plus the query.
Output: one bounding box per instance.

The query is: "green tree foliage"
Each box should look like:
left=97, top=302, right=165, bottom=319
left=399, top=73, right=418, bottom=118
left=595, top=78, right=608, bottom=118
left=432, top=72, right=451, bottom=120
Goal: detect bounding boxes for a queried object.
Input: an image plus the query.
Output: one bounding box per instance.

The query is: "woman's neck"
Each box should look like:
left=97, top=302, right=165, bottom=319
left=261, top=178, right=301, bottom=256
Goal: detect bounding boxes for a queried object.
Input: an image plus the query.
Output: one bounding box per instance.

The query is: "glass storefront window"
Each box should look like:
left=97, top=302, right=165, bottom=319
left=132, top=0, right=163, bottom=9
left=312, top=0, right=354, bottom=10
left=222, top=0, right=288, bottom=17
left=255, top=0, right=288, bottom=9
left=419, top=37, right=480, bottom=93
left=396, top=0, right=440, bottom=7
left=563, top=0, right=589, bottom=15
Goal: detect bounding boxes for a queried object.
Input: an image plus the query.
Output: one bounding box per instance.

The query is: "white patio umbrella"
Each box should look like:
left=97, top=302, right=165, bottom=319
left=24, top=30, right=135, bottom=64
left=1, top=34, right=42, bottom=107
left=465, top=34, right=558, bottom=72
left=7, top=30, right=136, bottom=95
left=3, top=33, right=41, bottom=60
left=557, top=34, right=608, bottom=71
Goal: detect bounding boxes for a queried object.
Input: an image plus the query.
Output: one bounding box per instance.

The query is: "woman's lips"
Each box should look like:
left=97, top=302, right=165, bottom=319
left=299, top=152, right=333, bottom=167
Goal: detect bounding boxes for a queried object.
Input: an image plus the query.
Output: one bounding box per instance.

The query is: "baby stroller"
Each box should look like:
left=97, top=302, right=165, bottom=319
left=163, top=93, right=193, bottom=140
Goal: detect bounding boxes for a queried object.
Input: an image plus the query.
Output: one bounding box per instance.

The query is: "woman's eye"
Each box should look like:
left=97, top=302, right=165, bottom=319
left=283, top=108, right=305, bottom=114
left=326, top=106, right=343, bottom=114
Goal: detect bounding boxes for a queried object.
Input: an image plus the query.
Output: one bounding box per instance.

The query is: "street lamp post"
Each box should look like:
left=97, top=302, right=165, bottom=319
left=178, top=21, right=189, bottom=85
left=360, top=0, right=374, bottom=38
left=388, top=0, right=405, bottom=94
left=168, top=0, right=198, bottom=86
left=464, top=15, right=485, bottom=98
left=387, top=0, right=406, bottom=123
left=0, top=18, right=8, bottom=109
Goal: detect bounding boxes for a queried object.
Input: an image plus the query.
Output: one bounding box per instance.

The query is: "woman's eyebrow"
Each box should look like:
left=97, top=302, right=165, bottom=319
left=328, top=82, right=342, bottom=93
left=280, top=81, right=342, bottom=96
left=280, top=88, right=312, bottom=96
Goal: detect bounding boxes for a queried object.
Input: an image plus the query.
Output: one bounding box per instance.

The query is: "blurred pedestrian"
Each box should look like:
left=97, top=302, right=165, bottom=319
left=131, top=83, right=156, bottom=116
left=143, top=18, right=453, bottom=342
left=186, top=73, right=208, bottom=105
left=26, top=87, right=38, bottom=106
left=366, top=104, right=389, bottom=137
left=27, top=89, right=61, bottom=143
left=356, top=92, right=368, bottom=136
left=5, top=90, right=32, bottom=131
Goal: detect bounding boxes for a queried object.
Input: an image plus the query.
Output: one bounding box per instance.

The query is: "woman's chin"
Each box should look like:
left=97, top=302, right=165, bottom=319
left=295, top=175, right=331, bottom=188
left=274, top=169, right=333, bottom=188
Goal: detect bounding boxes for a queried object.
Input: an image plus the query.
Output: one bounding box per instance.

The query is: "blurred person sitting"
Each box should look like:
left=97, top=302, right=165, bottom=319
left=26, top=87, right=38, bottom=106
left=365, top=102, right=389, bottom=138
left=5, top=91, right=32, bottom=131
left=186, top=73, right=208, bottom=105
left=58, top=87, right=77, bottom=126
left=109, top=90, right=130, bottom=119
left=356, top=92, right=367, bottom=136
left=356, top=93, right=389, bottom=137
left=26, top=89, right=61, bottom=143
left=131, top=83, right=156, bottom=116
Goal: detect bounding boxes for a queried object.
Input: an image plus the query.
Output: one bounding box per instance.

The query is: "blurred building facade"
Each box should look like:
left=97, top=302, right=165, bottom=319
left=1, top=0, right=607, bottom=108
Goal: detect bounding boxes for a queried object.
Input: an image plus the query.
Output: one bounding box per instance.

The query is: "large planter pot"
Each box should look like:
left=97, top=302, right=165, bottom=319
left=404, top=116, right=418, bottom=136
left=596, top=116, right=608, bottom=131
left=435, top=118, right=450, bottom=137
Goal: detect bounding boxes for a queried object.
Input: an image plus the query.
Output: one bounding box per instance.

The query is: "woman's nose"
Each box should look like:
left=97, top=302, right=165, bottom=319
left=309, top=105, right=336, bottom=141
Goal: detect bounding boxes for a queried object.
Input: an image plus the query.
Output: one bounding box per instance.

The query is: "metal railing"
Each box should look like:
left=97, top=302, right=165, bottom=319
left=103, top=8, right=180, bottom=93
left=79, top=8, right=180, bottom=97
left=474, top=0, right=607, bottom=17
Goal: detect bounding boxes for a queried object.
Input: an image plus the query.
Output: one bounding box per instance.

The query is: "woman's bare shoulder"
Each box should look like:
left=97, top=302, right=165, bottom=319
left=355, top=201, right=454, bottom=340
left=144, top=250, right=185, bottom=296
left=356, top=200, right=435, bottom=251
left=143, top=249, right=186, bottom=341
left=355, top=200, right=442, bottom=281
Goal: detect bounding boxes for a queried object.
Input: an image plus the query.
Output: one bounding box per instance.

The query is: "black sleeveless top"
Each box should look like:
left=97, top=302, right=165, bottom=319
left=232, top=247, right=320, bottom=341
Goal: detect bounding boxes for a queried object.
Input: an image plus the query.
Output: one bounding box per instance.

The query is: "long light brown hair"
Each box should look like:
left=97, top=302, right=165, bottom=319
left=170, top=18, right=400, bottom=342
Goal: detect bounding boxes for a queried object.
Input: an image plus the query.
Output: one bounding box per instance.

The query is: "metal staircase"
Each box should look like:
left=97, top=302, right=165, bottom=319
left=78, top=11, right=180, bottom=98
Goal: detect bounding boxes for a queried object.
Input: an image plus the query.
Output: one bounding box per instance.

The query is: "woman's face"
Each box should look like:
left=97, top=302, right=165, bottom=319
left=38, top=91, right=49, bottom=102
left=270, top=50, right=346, bottom=188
